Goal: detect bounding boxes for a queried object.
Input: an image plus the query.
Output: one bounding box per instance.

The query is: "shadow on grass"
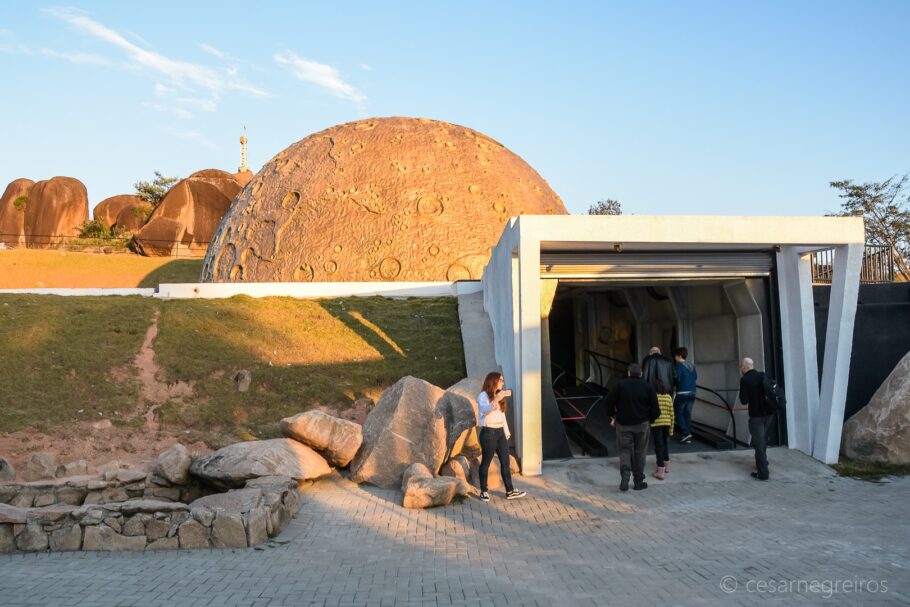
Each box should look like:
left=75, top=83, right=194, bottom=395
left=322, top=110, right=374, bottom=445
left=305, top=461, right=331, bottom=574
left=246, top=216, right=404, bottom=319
left=138, top=259, right=204, bottom=288
left=149, top=296, right=466, bottom=446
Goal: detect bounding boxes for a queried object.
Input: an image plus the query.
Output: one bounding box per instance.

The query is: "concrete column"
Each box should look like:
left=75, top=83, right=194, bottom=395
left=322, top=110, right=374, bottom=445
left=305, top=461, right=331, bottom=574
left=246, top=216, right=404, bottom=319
left=539, top=279, right=559, bottom=391
left=517, top=231, right=543, bottom=475
left=814, top=243, right=863, bottom=463
left=775, top=247, right=820, bottom=456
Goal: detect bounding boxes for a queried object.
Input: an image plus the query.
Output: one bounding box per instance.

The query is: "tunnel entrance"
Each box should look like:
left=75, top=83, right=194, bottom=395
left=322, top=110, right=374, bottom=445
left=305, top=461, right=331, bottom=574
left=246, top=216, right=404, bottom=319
left=539, top=253, right=787, bottom=460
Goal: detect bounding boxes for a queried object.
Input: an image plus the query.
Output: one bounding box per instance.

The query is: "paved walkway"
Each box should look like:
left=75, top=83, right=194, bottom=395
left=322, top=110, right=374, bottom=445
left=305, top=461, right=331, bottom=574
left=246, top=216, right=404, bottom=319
left=2, top=448, right=908, bottom=606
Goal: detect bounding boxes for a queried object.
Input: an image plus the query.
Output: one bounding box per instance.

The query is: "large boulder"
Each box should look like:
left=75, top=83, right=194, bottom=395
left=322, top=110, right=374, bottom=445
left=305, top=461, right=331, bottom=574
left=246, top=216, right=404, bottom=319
left=22, top=453, right=56, bottom=482
left=842, top=350, right=910, bottom=465
left=155, top=444, right=192, bottom=485
left=0, top=178, right=34, bottom=247
left=279, top=410, right=362, bottom=467
left=440, top=377, right=484, bottom=458
left=189, top=438, right=331, bottom=489
left=349, top=376, right=448, bottom=488
left=93, top=194, right=149, bottom=233
left=201, top=116, right=568, bottom=284
left=401, top=463, right=468, bottom=509
left=133, top=169, right=244, bottom=256
left=24, top=176, right=89, bottom=247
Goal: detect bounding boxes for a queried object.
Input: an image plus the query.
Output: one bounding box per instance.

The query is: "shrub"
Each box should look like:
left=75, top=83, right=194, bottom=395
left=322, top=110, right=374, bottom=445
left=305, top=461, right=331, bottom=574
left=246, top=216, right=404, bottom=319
left=78, top=219, right=112, bottom=239
left=12, top=195, right=27, bottom=211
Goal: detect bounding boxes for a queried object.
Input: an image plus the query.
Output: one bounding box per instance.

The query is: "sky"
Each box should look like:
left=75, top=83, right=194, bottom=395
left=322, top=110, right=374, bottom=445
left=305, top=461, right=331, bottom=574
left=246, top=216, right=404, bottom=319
left=1, top=1, right=908, bottom=216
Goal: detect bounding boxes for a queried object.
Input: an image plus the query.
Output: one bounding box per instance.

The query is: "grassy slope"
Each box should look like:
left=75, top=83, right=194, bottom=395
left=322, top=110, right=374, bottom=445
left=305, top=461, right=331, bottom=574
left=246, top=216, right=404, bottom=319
left=0, top=296, right=155, bottom=433
left=0, top=249, right=203, bottom=288
left=0, top=295, right=466, bottom=446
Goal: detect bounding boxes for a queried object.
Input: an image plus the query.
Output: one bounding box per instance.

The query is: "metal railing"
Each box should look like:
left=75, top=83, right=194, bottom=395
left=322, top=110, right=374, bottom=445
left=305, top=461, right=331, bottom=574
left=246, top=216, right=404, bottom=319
left=811, top=244, right=908, bottom=284
left=551, top=362, right=606, bottom=456
left=584, top=349, right=744, bottom=449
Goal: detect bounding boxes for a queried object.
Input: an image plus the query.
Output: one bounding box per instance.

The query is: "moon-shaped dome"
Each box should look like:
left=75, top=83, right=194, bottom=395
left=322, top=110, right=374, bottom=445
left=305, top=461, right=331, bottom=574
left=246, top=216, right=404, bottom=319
left=201, top=117, right=567, bottom=283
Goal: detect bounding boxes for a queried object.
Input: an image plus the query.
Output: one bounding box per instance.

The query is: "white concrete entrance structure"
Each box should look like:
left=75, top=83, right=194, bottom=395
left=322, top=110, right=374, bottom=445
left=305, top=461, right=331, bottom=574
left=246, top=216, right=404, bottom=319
left=481, top=215, right=864, bottom=475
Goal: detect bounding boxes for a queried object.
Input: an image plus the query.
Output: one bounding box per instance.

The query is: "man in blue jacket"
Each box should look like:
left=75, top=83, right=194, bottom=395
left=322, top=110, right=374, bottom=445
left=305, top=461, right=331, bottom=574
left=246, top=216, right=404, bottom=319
left=674, top=347, right=698, bottom=444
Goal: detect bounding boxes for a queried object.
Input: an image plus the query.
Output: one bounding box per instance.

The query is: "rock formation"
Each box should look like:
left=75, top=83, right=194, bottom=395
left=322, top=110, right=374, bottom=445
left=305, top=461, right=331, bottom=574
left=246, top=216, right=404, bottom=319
left=22, top=453, right=56, bottom=482
left=0, top=178, right=34, bottom=247
left=133, top=169, right=244, bottom=257
left=440, top=377, right=483, bottom=459
left=350, top=376, right=449, bottom=488
left=0, top=177, right=88, bottom=247
left=188, top=438, right=332, bottom=489
left=25, top=177, right=90, bottom=246
left=93, top=194, right=149, bottom=233
left=201, top=116, right=567, bottom=283
left=400, top=463, right=468, bottom=509
left=842, top=350, right=910, bottom=465
left=155, top=444, right=192, bottom=485
left=279, top=410, right=363, bottom=467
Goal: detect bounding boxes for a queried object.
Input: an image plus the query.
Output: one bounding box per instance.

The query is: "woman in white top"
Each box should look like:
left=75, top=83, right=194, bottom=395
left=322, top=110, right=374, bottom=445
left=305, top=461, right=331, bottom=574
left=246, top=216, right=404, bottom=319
left=476, top=371, right=527, bottom=502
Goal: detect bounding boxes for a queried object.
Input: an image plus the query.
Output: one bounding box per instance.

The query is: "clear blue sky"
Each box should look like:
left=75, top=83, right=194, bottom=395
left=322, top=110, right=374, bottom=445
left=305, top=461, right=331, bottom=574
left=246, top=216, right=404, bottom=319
left=2, top=1, right=908, bottom=215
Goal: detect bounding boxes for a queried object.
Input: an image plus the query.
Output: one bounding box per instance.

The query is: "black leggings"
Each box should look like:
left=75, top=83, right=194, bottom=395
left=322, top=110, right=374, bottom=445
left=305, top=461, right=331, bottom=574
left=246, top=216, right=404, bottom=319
left=478, top=427, right=514, bottom=493
left=651, top=426, right=670, bottom=467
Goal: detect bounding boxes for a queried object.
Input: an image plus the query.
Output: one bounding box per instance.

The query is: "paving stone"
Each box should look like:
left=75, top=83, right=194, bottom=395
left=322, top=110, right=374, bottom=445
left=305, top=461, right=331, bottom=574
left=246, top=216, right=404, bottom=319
left=0, top=452, right=907, bottom=606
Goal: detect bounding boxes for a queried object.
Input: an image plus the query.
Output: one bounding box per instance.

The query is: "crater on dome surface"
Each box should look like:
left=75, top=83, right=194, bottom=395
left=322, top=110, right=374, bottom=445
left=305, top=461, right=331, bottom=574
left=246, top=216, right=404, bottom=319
left=201, top=116, right=567, bottom=283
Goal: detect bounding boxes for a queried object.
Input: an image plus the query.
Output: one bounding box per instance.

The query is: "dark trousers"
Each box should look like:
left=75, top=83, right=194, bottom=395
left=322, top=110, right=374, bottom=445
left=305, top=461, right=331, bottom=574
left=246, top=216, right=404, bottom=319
left=651, top=425, right=670, bottom=467
left=479, top=427, right=514, bottom=493
left=616, top=421, right=650, bottom=483
left=749, top=414, right=774, bottom=479
left=674, top=393, right=696, bottom=436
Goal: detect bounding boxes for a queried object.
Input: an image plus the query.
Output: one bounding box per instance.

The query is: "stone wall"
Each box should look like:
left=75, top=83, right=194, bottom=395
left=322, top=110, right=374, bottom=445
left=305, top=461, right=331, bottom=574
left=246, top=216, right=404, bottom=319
left=0, top=474, right=299, bottom=553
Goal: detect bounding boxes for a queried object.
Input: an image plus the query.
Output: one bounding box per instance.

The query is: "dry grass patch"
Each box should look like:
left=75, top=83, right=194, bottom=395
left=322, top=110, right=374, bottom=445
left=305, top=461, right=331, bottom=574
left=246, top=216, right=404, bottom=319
left=0, top=249, right=202, bottom=288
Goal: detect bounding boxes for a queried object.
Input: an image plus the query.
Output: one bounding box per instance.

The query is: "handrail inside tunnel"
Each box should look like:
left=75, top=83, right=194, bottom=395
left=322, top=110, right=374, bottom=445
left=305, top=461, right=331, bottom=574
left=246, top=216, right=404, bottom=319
left=582, top=350, right=748, bottom=450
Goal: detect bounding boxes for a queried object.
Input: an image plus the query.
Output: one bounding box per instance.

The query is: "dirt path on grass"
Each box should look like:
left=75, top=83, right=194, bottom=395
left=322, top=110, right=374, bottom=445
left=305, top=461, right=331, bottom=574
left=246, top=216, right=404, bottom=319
left=0, top=309, right=206, bottom=474
left=135, top=309, right=193, bottom=433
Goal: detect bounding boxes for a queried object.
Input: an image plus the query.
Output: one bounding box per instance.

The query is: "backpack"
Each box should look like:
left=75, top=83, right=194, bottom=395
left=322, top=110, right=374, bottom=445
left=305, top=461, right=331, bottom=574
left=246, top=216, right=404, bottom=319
left=761, top=373, right=786, bottom=415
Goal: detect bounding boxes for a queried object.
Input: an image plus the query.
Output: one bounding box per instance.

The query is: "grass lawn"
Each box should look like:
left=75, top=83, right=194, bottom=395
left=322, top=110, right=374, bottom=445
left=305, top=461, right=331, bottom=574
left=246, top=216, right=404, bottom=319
left=0, top=294, right=466, bottom=447
left=0, top=249, right=203, bottom=288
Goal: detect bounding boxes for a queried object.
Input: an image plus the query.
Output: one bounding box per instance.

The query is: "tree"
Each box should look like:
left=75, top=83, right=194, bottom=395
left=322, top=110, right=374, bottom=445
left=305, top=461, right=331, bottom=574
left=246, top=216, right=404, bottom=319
left=831, top=174, right=910, bottom=259
left=134, top=171, right=179, bottom=208
left=587, top=198, right=622, bottom=215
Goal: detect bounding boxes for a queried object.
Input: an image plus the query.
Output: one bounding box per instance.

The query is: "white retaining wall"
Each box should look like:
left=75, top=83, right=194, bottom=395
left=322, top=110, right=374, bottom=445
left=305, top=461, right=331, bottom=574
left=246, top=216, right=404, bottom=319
left=0, top=281, right=483, bottom=299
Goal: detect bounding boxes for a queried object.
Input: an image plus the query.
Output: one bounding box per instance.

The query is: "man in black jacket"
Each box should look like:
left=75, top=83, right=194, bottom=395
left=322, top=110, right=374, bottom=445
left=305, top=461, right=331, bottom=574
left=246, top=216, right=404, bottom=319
left=606, top=363, right=660, bottom=491
left=642, top=346, right=676, bottom=395
left=739, top=357, right=773, bottom=480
